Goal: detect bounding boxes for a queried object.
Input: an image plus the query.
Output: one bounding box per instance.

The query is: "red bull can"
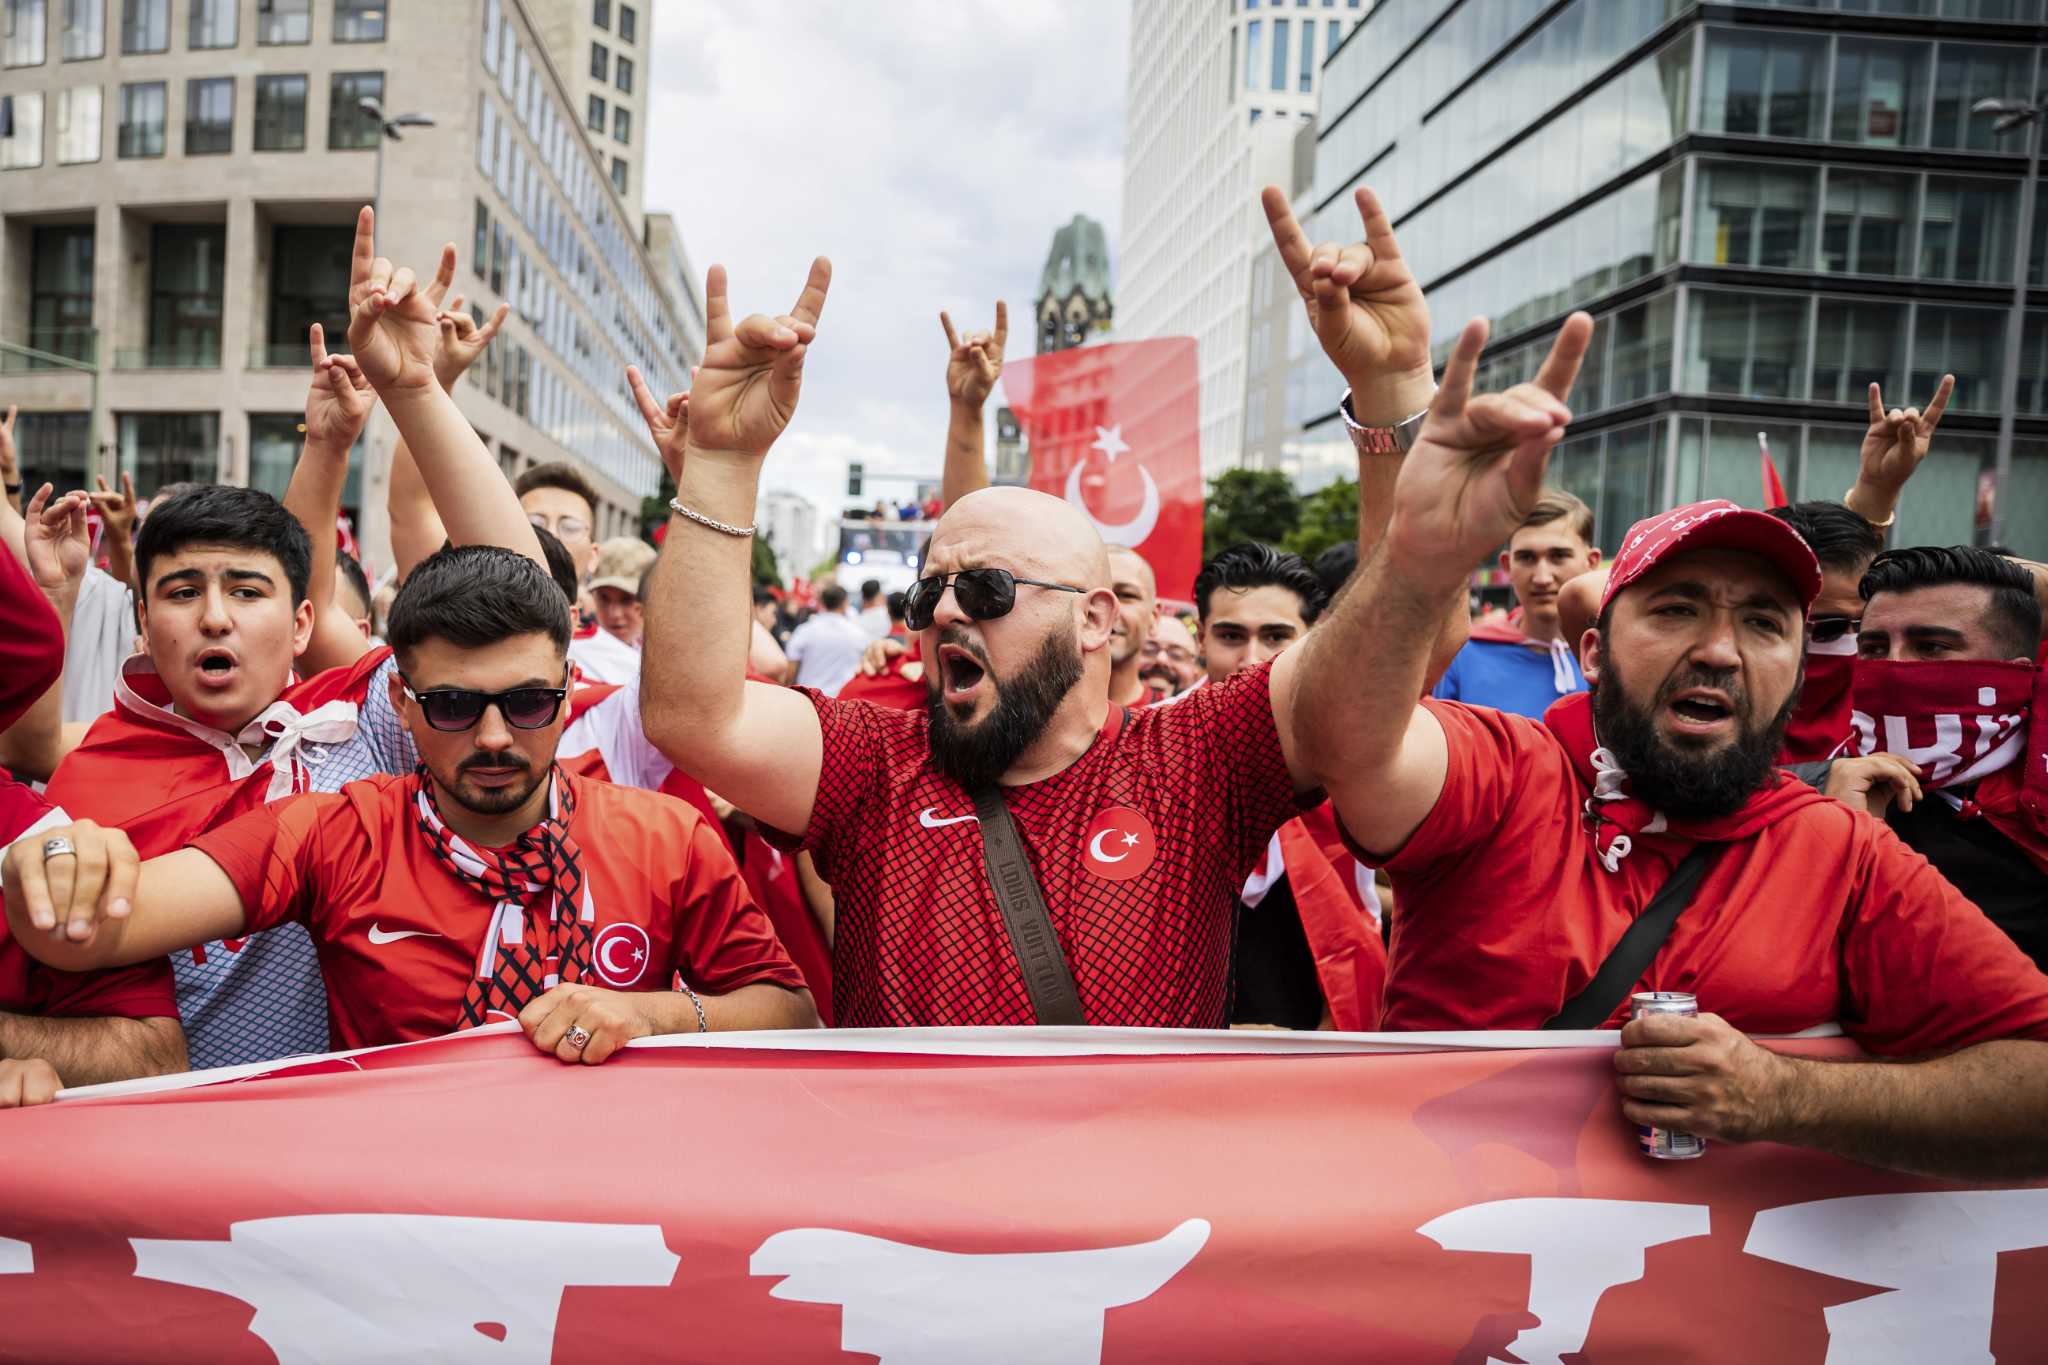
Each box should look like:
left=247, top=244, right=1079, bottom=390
left=1631, top=992, right=1706, bottom=1160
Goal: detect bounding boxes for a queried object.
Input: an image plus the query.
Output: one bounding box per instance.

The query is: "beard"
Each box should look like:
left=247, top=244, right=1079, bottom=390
left=440, top=750, right=548, bottom=817
left=1591, top=644, right=1799, bottom=822
left=927, top=623, right=1085, bottom=791
left=1139, top=662, right=1180, bottom=695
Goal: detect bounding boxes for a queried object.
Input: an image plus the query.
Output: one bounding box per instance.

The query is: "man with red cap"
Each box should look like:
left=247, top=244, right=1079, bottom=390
left=1293, top=307, right=2048, bottom=1179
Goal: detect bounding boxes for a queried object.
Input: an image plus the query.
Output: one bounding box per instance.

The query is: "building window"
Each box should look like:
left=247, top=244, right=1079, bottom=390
left=587, top=92, right=605, bottom=131
left=149, top=223, right=225, bottom=366
left=1922, top=177, right=2019, bottom=285
left=612, top=104, right=628, bottom=144
left=55, top=84, right=99, bottom=162
left=589, top=40, right=607, bottom=81
left=5, top=0, right=46, bottom=66
left=1270, top=18, right=1288, bottom=92
left=618, top=4, right=634, bottom=43
left=118, top=0, right=164, bottom=52
left=1684, top=289, right=1810, bottom=400
left=334, top=0, right=385, bottom=43
left=61, top=0, right=101, bottom=59
left=1813, top=300, right=1906, bottom=406
left=1298, top=18, right=1313, bottom=93
left=1701, top=30, right=1825, bottom=141
left=1325, top=19, right=1338, bottom=60
left=1246, top=19, right=1261, bottom=90
left=327, top=71, right=383, bottom=150
left=473, top=199, right=489, bottom=275
left=253, top=73, right=306, bottom=150
left=591, top=0, right=608, bottom=26
left=184, top=75, right=232, bottom=153
left=609, top=154, right=627, bottom=194
left=255, top=0, right=308, bottom=45
left=186, top=0, right=233, bottom=48
left=614, top=53, right=632, bottom=93
left=267, top=224, right=352, bottom=366
left=1821, top=170, right=1913, bottom=278
left=1829, top=38, right=1927, bottom=148
left=1227, top=24, right=1236, bottom=102
left=16, top=413, right=89, bottom=500
left=1932, top=44, right=2035, bottom=151
left=0, top=90, right=43, bottom=167
left=1914, top=305, right=2005, bottom=411
left=118, top=412, right=218, bottom=496
left=1691, top=162, right=1817, bottom=270
left=116, top=79, right=163, bottom=157
left=31, top=224, right=93, bottom=361
left=1249, top=107, right=1261, bottom=125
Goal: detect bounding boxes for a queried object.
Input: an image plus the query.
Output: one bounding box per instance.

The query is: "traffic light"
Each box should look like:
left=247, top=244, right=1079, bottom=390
left=848, top=462, right=863, bottom=497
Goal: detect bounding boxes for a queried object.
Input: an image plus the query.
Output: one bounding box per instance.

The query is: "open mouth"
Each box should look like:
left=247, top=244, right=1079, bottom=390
left=937, top=643, right=988, bottom=703
left=1666, top=688, right=1734, bottom=731
left=193, top=648, right=240, bottom=687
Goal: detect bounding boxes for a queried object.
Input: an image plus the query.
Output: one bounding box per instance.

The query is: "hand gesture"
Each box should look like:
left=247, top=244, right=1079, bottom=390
left=87, top=469, right=139, bottom=546
left=627, top=364, right=694, bottom=484
left=685, top=259, right=832, bottom=461
left=1389, top=313, right=1593, bottom=587
left=1263, top=185, right=1435, bottom=423
left=344, top=206, right=442, bottom=395
left=435, top=292, right=510, bottom=393
left=1860, top=375, right=1953, bottom=496
left=22, top=483, right=91, bottom=605
left=303, top=323, right=374, bottom=453
left=1823, top=753, right=1922, bottom=820
left=941, top=303, right=1006, bottom=409
left=1613, top=1010, right=1795, bottom=1144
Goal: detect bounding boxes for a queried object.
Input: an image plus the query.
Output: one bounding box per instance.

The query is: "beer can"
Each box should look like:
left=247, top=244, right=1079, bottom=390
left=1630, top=992, right=1706, bottom=1160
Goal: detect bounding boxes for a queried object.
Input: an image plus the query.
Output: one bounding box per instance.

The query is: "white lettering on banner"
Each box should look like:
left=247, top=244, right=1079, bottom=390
left=750, top=1218, right=1211, bottom=1364
left=1418, top=1198, right=1711, bottom=1365
left=1745, top=1190, right=2048, bottom=1365
left=1882, top=712, right=1963, bottom=783
left=0, top=1236, right=30, bottom=1275
left=131, top=1215, right=679, bottom=1363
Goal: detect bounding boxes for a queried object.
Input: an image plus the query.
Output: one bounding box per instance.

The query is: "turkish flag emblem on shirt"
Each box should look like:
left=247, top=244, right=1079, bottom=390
left=1081, top=805, right=1157, bottom=882
left=1003, top=338, right=1203, bottom=602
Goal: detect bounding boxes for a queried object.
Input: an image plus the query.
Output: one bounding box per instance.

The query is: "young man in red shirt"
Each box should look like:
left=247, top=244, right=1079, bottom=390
left=5, top=546, right=816, bottom=1061
left=1291, top=300, right=2048, bottom=1179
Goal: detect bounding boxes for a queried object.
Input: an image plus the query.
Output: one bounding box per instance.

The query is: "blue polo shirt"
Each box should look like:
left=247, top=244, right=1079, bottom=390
left=1432, top=636, right=1586, bottom=720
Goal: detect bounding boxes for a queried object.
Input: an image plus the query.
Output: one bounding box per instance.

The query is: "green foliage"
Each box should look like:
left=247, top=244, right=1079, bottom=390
left=1203, top=468, right=1299, bottom=558
left=1282, top=478, right=1358, bottom=563
left=638, top=466, right=782, bottom=586
left=751, top=535, right=782, bottom=588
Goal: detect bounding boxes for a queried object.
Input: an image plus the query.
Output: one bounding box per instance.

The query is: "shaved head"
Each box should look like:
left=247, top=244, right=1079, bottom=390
left=933, top=487, right=1111, bottom=589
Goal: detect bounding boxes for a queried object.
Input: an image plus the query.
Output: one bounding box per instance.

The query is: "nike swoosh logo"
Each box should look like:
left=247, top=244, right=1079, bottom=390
left=918, top=808, right=979, bottom=829
left=367, top=924, right=445, bottom=945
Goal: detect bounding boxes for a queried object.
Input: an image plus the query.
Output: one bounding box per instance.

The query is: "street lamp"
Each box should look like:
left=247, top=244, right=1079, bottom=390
left=1971, top=94, right=2042, bottom=548
left=357, top=98, right=435, bottom=226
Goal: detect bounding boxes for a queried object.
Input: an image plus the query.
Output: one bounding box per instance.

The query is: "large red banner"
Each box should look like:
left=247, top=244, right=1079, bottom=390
left=0, top=1027, right=2042, bottom=1362
left=1004, top=339, right=1204, bottom=603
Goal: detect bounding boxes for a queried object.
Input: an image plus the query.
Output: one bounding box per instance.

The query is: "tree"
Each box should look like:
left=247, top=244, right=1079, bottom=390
left=1204, top=468, right=1298, bottom=557
left=641, top=466, right=782, bottom=586
left=1283, top=477, right=1358, bottom=563
left=751, top=535, right=782, bottom=588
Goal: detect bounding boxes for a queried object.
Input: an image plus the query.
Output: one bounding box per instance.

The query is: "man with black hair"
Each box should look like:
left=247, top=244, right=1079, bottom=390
left=856, top=578, right=890, bottom=638
left=334, top=550, right=374, bottom=639
left=1312, top=541, right=1357, bottom=602
left=1837, top=545, right=2048, bottom=970
left=1767, top=500, right=1886, bottom=763
left=6, top=545, right=817, bottom=1061
left=784, top=584, right=870, bottom=695
left=514, top=461, right=602, bottom=583
left=1192, top=543, right=1326, bottom=684
left=1433, top=490, right=1598, bottom=720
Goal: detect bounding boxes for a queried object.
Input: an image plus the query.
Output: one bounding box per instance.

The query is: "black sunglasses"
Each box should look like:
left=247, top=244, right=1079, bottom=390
left=1808, top=615, right=1861, bottom=644
left=399, top=675, right=569, bottom=733
left=902, top=568, right=1086, bottom=631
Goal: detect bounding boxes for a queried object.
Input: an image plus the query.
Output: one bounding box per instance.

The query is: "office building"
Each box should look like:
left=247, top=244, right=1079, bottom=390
left=1119, top=0, right=1369, bottom=476
left=759, top=487, right=820, bottom=577
left=1243, top=116, right=1319, bottom=480
left=0, top=0, right=696, bottom=575
left=533, top=0, right=647, bottom=232
left=1293, top=0, right=2048, bottom=555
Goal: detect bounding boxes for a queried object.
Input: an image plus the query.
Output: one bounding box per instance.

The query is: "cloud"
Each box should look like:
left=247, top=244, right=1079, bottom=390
left=644, top=0, right=1128, bottom=526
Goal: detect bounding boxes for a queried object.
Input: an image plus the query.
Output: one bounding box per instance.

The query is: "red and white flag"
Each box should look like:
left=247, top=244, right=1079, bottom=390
left=1003, top=339, right=1203, bottom=601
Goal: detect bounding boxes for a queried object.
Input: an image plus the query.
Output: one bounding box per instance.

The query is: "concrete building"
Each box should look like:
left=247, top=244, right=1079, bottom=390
left=1291, top=0, right=2048, bottom=556
left=1035, top=212, right=1114, bottom=353
left=0, top=0, right=696, bottom=576
left=758, top=487, right=820, bottom=577
left=1118, top=0, right=1368, bottom=476
left=643, top=209, right=704, bottom=362
left=532, top=0, right=647, bottom=234
left=1241, top=116, right=1319, bottom=483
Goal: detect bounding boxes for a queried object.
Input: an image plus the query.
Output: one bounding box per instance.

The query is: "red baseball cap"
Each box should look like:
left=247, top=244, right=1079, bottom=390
left=1601, top=499, right=1823, bottom=614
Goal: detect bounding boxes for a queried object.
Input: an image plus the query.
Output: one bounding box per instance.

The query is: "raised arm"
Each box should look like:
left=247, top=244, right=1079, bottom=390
left=641, top=260, right=834, bottom=837
left=344, top=209, right=542, bottom=571
left=1277, top=311, right=1591, bottom=853
left=286, top=323, right=377, bottom=673
left=1843, top=374, right=1952, bottom=529
left=87, top=469, right=142, bottom=602
left=0, top=486, right=89, bottom=781
left=2, top=822, right=248, bottom=973
left=938, top=302, right=1005, bottom=506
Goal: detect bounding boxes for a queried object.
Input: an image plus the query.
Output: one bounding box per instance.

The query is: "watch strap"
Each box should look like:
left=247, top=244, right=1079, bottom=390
left=1341, top=391, right=1432, bottom=456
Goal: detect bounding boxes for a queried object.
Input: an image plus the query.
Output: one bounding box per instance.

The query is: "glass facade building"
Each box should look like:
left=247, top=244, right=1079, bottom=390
left=1289, top=0, right=2048, bottom=557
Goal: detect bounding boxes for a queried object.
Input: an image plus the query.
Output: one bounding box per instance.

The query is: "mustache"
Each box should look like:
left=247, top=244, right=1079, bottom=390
left=936, top=625, right=993, bottom=671
left=1656, top=665, right=1748, bottom=714
left=458, top=752, right=532, bottom=773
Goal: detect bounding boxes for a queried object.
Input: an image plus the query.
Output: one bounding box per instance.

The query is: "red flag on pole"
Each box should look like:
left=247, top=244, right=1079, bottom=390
left=1758, top=431, right=1789, bottom=508
left=1002, top=339, right=1204, bottom=602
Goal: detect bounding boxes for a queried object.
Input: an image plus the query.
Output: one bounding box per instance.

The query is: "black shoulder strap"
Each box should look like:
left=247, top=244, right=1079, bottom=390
left=971, top=787, right=1086, bottom=1026
left=1542, top=842, right=1722, bottom=1030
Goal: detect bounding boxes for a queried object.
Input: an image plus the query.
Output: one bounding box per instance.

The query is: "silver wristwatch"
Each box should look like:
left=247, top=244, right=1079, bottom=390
left=1339, top=391, right=1432, bottom=455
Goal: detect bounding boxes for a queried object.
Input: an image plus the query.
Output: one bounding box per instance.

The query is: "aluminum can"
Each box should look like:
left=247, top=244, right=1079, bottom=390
left=1631, top=992, right=1706, bottom=1160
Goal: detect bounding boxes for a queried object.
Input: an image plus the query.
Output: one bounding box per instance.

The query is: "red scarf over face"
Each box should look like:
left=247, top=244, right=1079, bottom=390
left=1543, top=691, right=1827, bottom=872
left=1853, top=658, right=2048, bottom=875
left=1779, top=637, right=1857, bottom=764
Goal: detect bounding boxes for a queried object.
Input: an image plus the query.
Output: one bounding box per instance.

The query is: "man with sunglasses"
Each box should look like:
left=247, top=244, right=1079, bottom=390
left=5, top=546, right=817, bottom=1060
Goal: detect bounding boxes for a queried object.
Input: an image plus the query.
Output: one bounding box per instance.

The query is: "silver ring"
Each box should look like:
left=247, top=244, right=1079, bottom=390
left=42, top=837, right=76, bottom=860
left=564, top=1025, right=592, bottom=1051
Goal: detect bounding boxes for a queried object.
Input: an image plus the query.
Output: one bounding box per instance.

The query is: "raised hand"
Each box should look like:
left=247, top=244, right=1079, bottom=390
left=344, top=206, right=442, bottom=395
left=1389, top=312, right=1593, bottom=587
left=22, top=483, right=91, bottom=607
left=434, top=290, right=510, bottom=393
left=304, top=322, right=374, bottom=453
left=1263, top=184, right=1434, bottom=424
left=627, top=364, right=694, bottom=484
left=87, top=469, right=139, bottom=547
left=941, top=303, right=1006, bottom=409
left=1857, top=374, right=1954, bottom=502
left=685, top=259, right=832, bottom=461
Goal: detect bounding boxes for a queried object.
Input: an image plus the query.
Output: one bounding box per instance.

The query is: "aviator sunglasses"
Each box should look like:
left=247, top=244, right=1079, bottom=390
left=902, top=568, right=1086, bottom=631
left=1807, top=615, right=1861, bottom=645
left=399, top=675, right=569, bottom=732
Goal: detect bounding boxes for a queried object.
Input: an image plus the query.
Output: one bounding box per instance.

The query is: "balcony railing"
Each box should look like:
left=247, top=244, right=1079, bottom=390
left=0, top=328, right=98, bottom=372
left=114, top=342, right=222, bottom=370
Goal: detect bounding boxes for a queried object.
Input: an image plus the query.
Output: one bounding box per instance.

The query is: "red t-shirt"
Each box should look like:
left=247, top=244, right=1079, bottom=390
left=1371, top=701, right=2048, bottom=1055
left=836, top=639, right=928, bottom=711
left=191, top=771, right=806, bottom=1051
left=768, top=660, right=1314, bottom=1027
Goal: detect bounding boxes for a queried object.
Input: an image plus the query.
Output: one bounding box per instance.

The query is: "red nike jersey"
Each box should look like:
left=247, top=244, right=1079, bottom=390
left=191, top=770, right=806, bottom=1051
left=766, top=660, right=1315, bottom=1026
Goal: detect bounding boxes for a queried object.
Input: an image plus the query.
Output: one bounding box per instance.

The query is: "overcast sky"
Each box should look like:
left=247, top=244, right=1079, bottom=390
left=644, top=1, right=1129, bottom=520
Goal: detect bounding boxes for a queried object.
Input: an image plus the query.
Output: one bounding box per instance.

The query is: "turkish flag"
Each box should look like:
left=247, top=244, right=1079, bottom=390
left=1003, top=339, right=1203, bottom=601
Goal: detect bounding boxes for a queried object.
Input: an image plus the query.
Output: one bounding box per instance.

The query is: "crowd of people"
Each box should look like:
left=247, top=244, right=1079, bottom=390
left=0, top=186, right=2044, bottom=1183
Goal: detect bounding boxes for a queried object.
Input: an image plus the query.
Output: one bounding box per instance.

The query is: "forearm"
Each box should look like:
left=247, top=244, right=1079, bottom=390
left=941, top=399, right=990, bottom=506
left=281, top=439, right=347, bottom=611
left=0, top=588, right=74, bottom=781
left=104, top=532, right=138, bottom=601
left=380, top=386, right=542, bottom=566
left=1767, top=1039, right=2048, bottom=1181
left=1349, top=400, right=1464, bottom=689
left=640, top=982, right=819, bottom=1034
left=1842, top=480, right=1900, bottom=531
left=643, top=452, right=765, bottom=755
left=0, top=1011, right=185, bottom=1085
left=386, top=435, right=450, bottom=582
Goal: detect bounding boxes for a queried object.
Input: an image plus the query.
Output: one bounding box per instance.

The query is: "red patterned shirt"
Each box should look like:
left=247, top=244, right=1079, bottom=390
left=767, top=661, right=1313, bottom=1026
